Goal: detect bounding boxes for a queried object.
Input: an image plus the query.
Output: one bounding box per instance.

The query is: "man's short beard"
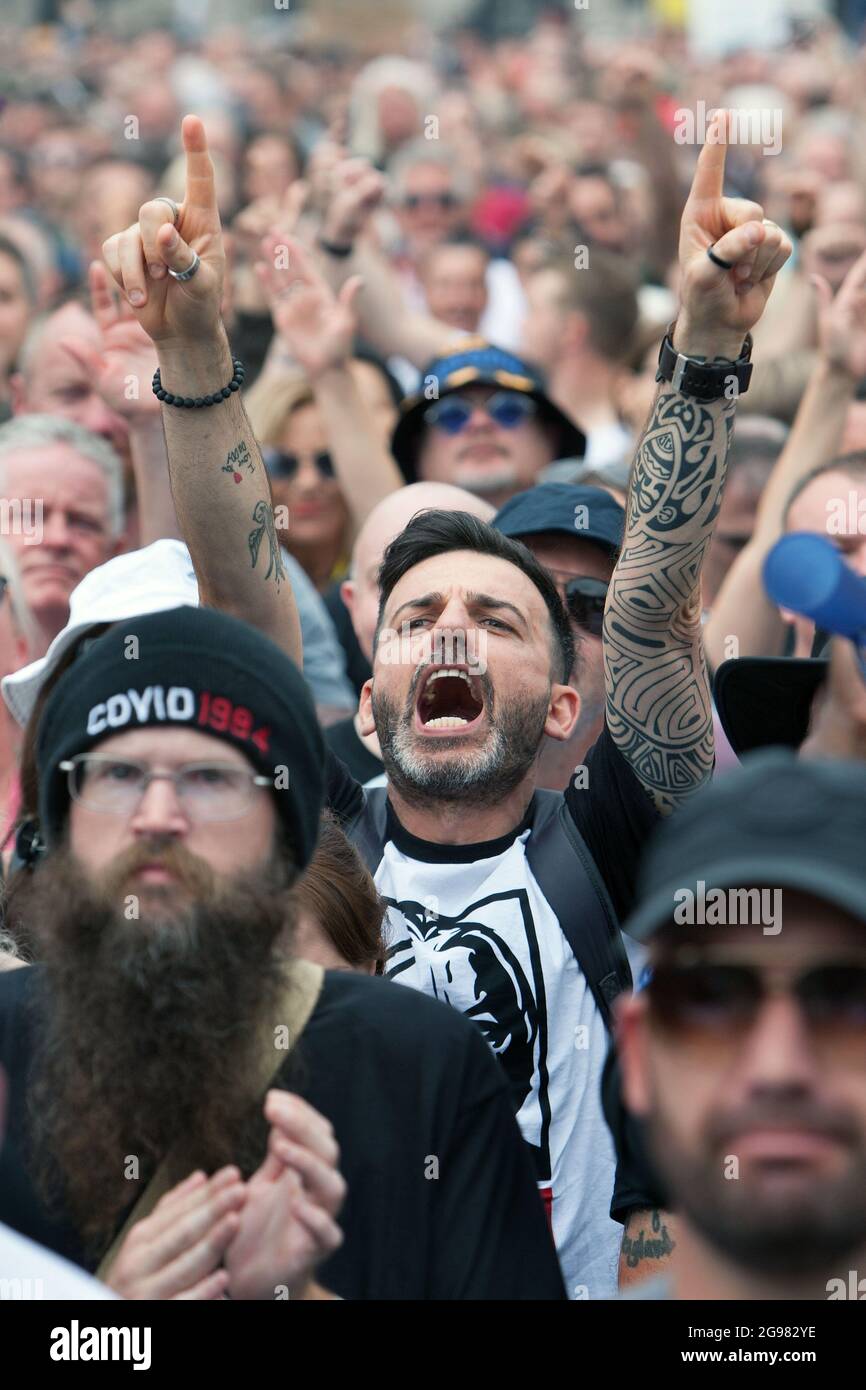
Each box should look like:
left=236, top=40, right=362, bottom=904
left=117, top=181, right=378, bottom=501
left=26, top=835, right=297, bottom=1261
left=372, top=667, right=549, bottom=809
left=645, top=1102, right=866, bottom=1282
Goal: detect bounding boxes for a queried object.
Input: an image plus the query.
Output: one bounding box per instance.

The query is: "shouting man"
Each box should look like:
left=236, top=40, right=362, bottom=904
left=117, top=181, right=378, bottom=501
left=98, top=111, right=791, bottom=1296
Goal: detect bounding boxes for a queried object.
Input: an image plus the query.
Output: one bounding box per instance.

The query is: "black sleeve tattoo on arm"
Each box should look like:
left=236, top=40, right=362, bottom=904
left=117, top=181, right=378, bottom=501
left=605, top=389, right=736, bottom=815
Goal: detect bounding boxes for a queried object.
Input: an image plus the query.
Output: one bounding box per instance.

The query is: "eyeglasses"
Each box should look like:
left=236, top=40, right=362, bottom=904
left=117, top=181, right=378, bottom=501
left=402, top=192, right=459, bottom=211
left=646, top=946, right=866, bottom=1061
left=59, top=756, right=271, bottom=822
left=423, top=390, right=537, bottom=436
left=261, top=447, right=336, bottom=481
left=564, top=577, right=608, bottom=637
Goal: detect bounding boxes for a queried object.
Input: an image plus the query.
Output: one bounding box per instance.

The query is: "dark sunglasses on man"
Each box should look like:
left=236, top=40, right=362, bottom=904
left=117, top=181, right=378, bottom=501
left=564, top=577, right=608, bottom=638
left=261, top=447, right=336, bottom=481
left=646, top=944, right=866, bottom=1064
left=423, top=390, right=538, bottom=436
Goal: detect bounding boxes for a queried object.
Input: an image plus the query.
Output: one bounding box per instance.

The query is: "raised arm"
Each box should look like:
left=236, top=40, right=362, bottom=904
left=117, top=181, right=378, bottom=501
left=249, top=233, right=404, bottom=524
left=61, top=262, right=181, bottom=546
left=100, top=116, right=301, bottom=667
left=705, top=248, right=866, bottom=667
left=605, top=113, right=792, bottom=815
left=317, top=156, right=459, bottom=367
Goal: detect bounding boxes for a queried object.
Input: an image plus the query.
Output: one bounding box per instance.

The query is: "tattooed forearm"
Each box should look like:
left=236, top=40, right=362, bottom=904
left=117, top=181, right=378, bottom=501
left=605, top=388, right=736, bottom=815
left=619, top=1208, right=677, bottom=1287
left=222, top=440, right=254, bottom=484
left=248, top=500, right=286, bottom=590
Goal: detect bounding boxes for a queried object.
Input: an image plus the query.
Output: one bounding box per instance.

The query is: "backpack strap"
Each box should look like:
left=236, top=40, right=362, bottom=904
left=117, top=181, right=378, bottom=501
left=526, top=793, right=632, bottom=1031
left=342, top=785, right=389, bottom=875
left=95, top=958, right=325, bottom=1284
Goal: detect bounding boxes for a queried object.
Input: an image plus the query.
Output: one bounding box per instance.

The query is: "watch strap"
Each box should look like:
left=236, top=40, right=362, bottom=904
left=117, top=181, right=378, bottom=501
left=656, top=330, right=753, bottom=401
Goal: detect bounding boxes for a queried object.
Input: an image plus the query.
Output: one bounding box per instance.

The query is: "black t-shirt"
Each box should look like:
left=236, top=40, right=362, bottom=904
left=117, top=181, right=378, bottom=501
left=0, top=965, right=565, bottom=1301
left=323, top=715, right=383, bottom=785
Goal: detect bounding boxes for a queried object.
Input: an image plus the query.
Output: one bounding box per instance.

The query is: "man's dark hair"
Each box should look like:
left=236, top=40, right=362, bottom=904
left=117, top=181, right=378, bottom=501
left=376, top=509, right=575, bottom=681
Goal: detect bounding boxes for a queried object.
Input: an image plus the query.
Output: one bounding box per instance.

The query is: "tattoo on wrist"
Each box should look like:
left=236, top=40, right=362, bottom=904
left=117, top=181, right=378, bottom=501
left=621, top=1208, right=676, bottom=1269
left=248, top=500, right=286, bottom=590
left=222, top=441, right=255, bottom=485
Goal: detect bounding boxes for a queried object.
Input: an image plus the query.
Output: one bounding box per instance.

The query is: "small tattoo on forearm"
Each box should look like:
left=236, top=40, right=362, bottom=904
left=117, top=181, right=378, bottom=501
left=621, top=1208, right=676, bottom=1268
left=223, top=440, right=255, bottom=484
left=248, top=500, right=286, bottom=590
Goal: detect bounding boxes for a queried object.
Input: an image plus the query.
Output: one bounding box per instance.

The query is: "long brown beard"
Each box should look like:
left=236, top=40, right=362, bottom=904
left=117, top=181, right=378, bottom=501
left=25, top=836, right=296, bottom=1261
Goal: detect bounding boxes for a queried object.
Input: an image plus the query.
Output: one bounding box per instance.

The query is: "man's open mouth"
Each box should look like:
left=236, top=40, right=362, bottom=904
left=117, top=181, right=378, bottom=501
left=415, top=666, right=485, bottom=733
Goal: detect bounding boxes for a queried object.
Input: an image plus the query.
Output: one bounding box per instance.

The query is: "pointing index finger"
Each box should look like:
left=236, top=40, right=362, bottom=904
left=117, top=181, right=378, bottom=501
left=181, top=114, right=217, bottom=215
left=688, top=109, right=730, bottom=204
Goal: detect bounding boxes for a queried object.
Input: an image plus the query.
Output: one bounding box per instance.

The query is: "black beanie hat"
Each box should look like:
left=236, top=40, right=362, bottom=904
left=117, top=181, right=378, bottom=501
left=36, top=606, right=325, bottom=869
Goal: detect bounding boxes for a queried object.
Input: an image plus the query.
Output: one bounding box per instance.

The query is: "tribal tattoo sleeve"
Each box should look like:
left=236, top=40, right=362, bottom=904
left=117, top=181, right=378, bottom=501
left=604, top=387, right=736, bottom=816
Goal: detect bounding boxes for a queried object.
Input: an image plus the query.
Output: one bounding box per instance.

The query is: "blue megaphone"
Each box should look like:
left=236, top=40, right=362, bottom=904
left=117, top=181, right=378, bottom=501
left=763, top=532, right=866, bottom=639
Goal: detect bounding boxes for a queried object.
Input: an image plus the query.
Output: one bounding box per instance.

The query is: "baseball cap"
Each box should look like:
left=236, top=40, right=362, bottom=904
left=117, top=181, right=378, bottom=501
left=2, top=540, right=200, bottom=728
left=391, top=339, right=586, bottom=479
left=624, top=751, right=866, bottom=942
left=493, top=482, right=624, bottom=557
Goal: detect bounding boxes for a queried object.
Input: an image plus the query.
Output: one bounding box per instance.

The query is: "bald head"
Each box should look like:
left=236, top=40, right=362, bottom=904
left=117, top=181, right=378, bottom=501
left=343, top=483, right=495, bottom=661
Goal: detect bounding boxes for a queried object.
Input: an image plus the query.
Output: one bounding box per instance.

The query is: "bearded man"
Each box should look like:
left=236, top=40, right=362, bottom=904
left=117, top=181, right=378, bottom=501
left=0, top=606, right=564, bottom=1300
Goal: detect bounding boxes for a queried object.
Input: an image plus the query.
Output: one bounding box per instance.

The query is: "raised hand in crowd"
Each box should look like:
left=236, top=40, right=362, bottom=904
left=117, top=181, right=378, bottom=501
left=100, top=114, right=302, bottom=665
left=705, top=244, right=866, bottom=667
left=252, top=231, right=403, bottom=520
left=317, top=152, right=457, bottom=367
left=604, top=110, right=791, bottom=817
left=59, top=261, right=179, bottom=545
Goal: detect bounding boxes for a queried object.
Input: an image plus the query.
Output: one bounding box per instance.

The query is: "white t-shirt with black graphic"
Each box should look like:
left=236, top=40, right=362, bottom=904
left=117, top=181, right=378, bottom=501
left=328, top=728, right=658, bottom=1299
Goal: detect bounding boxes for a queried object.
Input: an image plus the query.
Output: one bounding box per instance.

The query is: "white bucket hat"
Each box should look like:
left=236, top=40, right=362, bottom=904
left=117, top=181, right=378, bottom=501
left=2, top=539, right=200, bottom=728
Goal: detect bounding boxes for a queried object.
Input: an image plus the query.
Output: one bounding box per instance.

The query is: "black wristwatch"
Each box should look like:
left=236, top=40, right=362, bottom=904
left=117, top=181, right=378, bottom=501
left=656, top=325, right=753, bottom=401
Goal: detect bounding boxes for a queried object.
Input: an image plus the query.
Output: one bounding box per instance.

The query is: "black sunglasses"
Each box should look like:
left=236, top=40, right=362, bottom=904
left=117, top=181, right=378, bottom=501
left=564, top=577, right=608, bottom=637
left=261, top=448, right=336, bottom=481
left=647, top=949, right=866, bottom=1049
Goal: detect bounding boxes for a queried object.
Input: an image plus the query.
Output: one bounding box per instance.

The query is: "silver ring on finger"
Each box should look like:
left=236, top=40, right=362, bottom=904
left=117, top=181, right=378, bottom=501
left=168, top=250, right=201, bottom=283
left=153, top=196, right=180, bottom=223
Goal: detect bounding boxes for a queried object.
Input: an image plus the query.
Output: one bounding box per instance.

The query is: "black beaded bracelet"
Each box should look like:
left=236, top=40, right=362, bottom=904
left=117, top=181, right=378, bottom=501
left=152, top=356, right=245, bottom=407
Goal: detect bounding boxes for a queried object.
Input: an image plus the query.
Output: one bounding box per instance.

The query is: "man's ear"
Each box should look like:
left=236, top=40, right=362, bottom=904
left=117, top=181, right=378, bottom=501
left=544, top=681, right=581, bottom=741
left=357, top=677, right=376, bottom=736
left=340, top=578, right=355, bottom=617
